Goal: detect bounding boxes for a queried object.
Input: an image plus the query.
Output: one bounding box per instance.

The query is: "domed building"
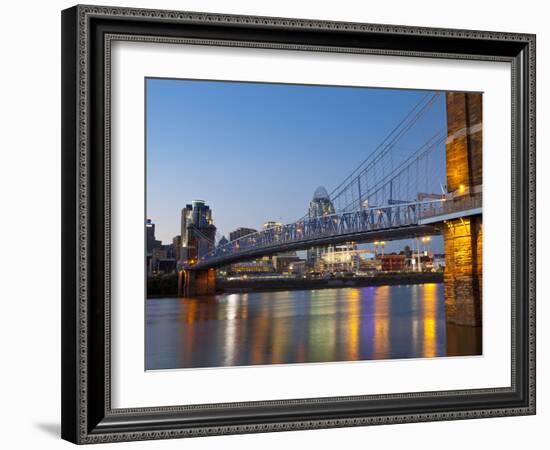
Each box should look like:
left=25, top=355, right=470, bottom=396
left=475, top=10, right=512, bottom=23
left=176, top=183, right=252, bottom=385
left=306, top=186, right=357, bottom=273
left=308, top=186, right=335, bottom=219
left=307, top=187, right=335, bottom=271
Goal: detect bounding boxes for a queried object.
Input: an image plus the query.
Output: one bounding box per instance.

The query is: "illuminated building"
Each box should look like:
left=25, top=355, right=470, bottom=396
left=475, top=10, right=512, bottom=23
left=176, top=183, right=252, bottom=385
left=321, top=243, right=358, bottom=273
left=180, top=200, right=216, bottom=263
left=262, top=221, right=283, bottom=230
left=308, top=186, right=334, bottom=217
left=289, top=260, right=306, bottom=274
left=379, top=254, right=406, bottom=271
left=272, top=254, right=301, bottom=273
left=306, top=186, right=336, bottom=271
left=258, top=222, right=284, bottom=269
left=229, top=260, right=275, bottom=274
left=356, top=256, right=381, bottom=273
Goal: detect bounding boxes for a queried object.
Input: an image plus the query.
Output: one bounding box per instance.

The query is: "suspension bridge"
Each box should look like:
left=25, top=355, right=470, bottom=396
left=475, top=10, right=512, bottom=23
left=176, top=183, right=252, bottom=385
left=180, top=91, right=483, bottom=327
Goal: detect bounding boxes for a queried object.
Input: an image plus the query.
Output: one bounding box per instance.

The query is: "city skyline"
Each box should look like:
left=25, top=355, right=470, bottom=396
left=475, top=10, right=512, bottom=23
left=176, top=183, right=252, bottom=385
left=146, top=82, right=484, bottom=370
left=146, top=78, right=447, bottom=253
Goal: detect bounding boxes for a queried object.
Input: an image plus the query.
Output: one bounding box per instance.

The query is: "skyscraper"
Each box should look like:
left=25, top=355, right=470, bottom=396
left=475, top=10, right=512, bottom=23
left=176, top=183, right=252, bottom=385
left=180, top=200, right=216, bottom=263
left=307, top=186, right=335, bottom=270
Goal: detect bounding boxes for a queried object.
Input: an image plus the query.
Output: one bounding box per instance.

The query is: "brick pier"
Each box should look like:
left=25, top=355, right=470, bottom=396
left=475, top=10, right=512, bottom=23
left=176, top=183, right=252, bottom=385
left=179, top=268, right=216, bottom=297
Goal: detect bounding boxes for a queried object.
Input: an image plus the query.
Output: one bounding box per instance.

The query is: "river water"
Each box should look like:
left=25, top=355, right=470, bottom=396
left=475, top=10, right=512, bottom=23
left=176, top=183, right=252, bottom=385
left=146, top=283, right=481, bottom=370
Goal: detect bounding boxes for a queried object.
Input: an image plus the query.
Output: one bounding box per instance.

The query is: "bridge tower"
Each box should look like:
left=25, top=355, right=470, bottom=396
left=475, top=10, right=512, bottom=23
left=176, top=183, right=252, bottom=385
left=443, top=92, right=483, bottom=327
left=178, top=200, right=217, bottom=296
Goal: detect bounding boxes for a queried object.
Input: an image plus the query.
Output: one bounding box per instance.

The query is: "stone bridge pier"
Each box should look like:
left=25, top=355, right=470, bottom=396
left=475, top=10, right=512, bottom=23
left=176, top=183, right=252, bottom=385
left=442, top=92, right=483, bottom=327
left=179, top=268, right=216, bottom=297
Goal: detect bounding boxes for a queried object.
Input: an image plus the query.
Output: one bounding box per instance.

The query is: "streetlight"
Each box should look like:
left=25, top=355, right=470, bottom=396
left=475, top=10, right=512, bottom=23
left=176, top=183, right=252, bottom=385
left=421, top=236, right=432, bottom=257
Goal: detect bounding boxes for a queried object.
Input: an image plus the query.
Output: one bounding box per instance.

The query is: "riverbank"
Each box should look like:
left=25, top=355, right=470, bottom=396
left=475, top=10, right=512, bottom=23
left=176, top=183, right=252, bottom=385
left=146, top=272, right=443, bottom=298
left=217, top=272, right=443, bottom=294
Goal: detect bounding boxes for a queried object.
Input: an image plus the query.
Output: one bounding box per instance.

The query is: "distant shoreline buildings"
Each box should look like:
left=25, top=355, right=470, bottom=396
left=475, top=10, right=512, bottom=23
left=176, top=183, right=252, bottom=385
left=146, top=219, right=176, bottom=274
left=146, top=200, right=216, bottom=274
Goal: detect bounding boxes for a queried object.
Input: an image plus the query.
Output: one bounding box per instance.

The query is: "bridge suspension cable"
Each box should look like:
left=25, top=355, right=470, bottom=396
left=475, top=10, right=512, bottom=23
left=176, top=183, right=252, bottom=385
left=328, top=92, right=439, bottom=198
left=337, top=128, right=447, bottom=212
left=326, top=92, right=445, bottom=214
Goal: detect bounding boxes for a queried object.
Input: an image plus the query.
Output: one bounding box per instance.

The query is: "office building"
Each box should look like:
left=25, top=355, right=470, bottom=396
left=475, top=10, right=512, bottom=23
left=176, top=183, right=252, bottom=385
left=229, top=227, right=257, bottom=242
left=180, top=200, right=216, bottom=263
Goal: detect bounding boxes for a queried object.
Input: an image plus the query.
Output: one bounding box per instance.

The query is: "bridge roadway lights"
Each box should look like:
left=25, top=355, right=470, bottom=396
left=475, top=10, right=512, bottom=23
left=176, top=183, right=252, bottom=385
left=179, top=268, right=216, bottom=297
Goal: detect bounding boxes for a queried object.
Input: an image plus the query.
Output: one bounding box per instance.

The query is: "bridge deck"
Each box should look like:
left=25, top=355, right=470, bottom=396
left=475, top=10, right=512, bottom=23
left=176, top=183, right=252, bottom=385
left=190, top=224, right=438, bottom=270
left=187, top=195, right=481, bottom=271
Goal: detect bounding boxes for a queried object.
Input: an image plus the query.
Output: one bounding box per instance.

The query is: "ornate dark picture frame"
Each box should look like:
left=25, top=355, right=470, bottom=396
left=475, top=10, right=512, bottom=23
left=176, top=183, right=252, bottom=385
left=61, top=4, right=536, bottom=444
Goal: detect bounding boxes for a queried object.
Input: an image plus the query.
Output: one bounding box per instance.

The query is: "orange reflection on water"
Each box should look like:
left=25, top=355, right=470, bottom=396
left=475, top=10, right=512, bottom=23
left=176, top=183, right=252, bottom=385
left=421, top=283, right=438, bottom=358
left=271, top=308, right=289, bottom=365
left=251, top=300, right=269, bottom=365
left=373, top=285, right=390, bottom=359
left=345, top=288, right=361, bottom=360
left=183, top=298, right=198, bottom=323
left=180, top=298, right=198, bottom=366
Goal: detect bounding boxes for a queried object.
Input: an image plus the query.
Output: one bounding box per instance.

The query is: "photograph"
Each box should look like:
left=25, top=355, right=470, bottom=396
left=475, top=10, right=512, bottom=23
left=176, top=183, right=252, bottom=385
left=56, top=3, right=537, bottom=445
left=144, top=79, right=483, bottom=370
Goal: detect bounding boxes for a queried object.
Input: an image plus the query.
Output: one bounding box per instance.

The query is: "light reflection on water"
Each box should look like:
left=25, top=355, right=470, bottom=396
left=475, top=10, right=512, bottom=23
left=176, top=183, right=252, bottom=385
left=145, top=283, right=481, bottom=370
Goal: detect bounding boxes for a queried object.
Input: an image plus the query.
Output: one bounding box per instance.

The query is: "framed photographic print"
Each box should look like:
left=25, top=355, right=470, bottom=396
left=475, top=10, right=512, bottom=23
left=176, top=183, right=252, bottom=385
left=61, top=4, right=536, bottom=444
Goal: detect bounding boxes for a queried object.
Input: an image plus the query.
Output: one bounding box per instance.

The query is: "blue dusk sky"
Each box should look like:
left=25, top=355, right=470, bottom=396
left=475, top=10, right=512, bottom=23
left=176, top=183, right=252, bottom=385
left=146, top=78, right=447, bottom=253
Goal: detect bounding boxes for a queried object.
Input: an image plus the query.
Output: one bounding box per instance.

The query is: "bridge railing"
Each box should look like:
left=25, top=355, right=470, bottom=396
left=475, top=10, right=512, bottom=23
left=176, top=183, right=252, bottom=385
left=418, top=192, right=482, bottom=221
left=196, top=200, right=446, bottom=266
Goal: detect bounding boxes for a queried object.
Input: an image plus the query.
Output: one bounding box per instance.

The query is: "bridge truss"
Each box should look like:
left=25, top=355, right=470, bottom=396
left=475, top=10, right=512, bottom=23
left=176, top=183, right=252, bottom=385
left=192, top=201, right=453, bottom=269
